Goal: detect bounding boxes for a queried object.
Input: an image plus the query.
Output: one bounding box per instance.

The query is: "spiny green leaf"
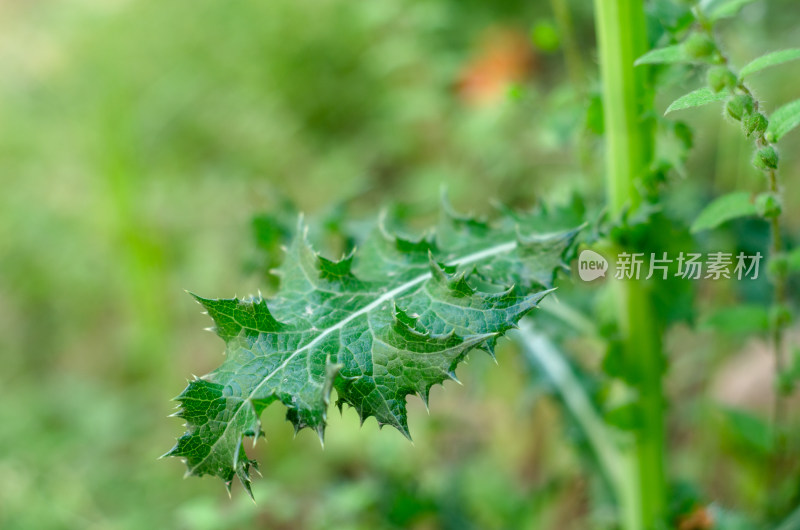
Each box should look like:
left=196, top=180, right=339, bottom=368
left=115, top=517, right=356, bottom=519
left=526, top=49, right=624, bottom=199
left=739, top=48, right=800, bottom=78
left=766, top=99, right=800, bottom=142
left=701, top=0, right=758, bottom=21
left=634, top=44, right=688, bottom=66
left=665, top=87, right=728, bottom=115
left=690, top=191, right=756, bottom=233
left=165, top=208, right=578, bottom=493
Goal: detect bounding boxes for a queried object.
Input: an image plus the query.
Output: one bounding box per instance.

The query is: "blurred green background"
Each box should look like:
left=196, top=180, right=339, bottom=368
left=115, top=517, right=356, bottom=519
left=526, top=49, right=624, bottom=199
left=1, top=0, right=799, bottom=528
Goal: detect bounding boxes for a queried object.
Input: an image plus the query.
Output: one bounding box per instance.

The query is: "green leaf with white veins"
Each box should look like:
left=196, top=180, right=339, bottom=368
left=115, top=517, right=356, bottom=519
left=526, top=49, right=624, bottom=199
left=165, top=208, right=578, bottom=495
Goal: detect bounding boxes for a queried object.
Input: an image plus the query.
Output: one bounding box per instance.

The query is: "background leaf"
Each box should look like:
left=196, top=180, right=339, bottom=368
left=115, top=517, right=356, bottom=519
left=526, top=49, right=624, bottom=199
left=739, top=48, right=800, bottom=78
left=700, top=305, right=770, bottom=335
left=767, top=98, right=800, bottom=141
left=690, top=191, right=756, bottom=233
left=717, top=406, right=773, bottom=454
left=665, top=87, right=728, bottom=115
left=787, top=247, right=800, bottom=272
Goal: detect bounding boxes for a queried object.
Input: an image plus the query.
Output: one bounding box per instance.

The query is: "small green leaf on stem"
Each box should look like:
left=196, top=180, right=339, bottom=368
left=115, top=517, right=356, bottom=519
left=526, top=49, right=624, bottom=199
left=766, top=99, right=800, bottom=142
left=690, top=191, right=756, bottom=233
left=739, top=49, right=800, bottom=78
left=702, top=0, right=759, bottom=21
left=665, top=87, right=728, bottom=115
left=755, top=192, right=782, bottom=218
left=635, top=44, right=689, bottom=66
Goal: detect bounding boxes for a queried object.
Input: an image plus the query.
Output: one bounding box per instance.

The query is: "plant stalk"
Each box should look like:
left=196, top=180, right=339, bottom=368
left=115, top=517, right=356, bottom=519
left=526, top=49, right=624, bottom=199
left=593, top=0, right=667, bottom=528
left=695, top=7, right=790, bottom=446
left=548, top=0, right=585, bottom=89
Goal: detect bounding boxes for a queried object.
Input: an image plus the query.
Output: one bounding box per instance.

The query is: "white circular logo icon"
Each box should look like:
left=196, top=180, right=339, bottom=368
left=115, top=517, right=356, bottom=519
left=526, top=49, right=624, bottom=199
left=578, top=250, right=608, bottom=282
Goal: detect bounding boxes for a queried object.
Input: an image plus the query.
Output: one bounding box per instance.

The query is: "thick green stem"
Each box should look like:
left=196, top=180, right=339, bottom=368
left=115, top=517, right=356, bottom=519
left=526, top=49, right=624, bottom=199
left=614, top=280, right=666, bottom=528
left=593, top=1, right=667, bottom=528
left=593, top=0, right=652, bottom=214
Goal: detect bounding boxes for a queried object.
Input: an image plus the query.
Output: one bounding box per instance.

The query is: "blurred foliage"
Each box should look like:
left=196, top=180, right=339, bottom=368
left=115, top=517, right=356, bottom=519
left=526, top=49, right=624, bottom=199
left=1, top=0, right=800, bottom=528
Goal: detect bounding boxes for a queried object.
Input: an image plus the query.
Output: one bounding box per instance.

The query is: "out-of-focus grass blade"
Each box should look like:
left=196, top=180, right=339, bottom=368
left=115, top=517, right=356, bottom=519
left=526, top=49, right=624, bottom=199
left=512, top=320, right=635, bottom=523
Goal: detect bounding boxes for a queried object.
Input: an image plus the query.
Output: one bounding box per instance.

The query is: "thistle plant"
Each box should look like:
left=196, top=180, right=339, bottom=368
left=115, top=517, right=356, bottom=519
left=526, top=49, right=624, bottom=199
left=164, top=0, right=800, bottom=528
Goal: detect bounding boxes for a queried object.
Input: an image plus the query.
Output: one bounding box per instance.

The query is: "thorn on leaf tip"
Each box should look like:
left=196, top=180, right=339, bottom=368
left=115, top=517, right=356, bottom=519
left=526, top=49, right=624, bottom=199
left=447, top=371, right=463, bottom=385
